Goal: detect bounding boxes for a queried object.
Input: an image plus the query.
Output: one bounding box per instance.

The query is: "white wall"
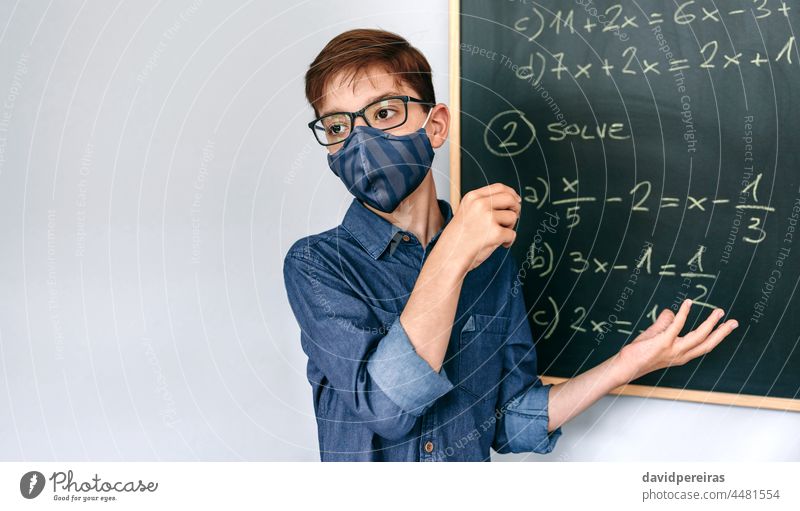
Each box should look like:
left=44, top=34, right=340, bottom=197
left=0, top=0, right=797, bottom=462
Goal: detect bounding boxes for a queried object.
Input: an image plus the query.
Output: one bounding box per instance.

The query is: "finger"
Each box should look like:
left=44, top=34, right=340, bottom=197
left=636, top=308, right=674, bottom=340
left=677, top=307, right=725, bottom=351
left=680, top=319, right=738, bottom=363
left=664, top=299, right=692, bottom=339
left=483, top=192, right=521, bottom=212
left=473, top=183, right=521, bottom=201
left=493, top=209, right=519, bottom=228
left=498, top=227, right=517, bottom=248
left=501, top=198, right=522, bottom=216
left=469, top=183, right=506, bottom=198
left=653, top=308, right=675, bottom=333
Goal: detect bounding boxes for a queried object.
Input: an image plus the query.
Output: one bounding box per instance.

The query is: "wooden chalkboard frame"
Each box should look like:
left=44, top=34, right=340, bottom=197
left=448, top=0, right=799, bottom=412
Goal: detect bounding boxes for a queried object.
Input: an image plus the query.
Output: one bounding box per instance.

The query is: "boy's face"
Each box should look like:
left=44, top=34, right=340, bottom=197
left=316, top=64, right=448, bottom=154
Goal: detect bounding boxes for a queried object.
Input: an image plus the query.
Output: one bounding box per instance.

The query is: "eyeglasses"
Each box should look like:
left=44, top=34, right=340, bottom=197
left=308, top=95, right=434, bottom=146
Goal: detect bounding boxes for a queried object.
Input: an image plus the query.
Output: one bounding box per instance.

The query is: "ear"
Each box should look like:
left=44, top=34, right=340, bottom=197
left=425, top=104, right=450, bottom=149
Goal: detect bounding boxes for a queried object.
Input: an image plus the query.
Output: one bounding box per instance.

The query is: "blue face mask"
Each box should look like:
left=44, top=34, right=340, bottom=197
left=327, top=109, right=435, bottom=213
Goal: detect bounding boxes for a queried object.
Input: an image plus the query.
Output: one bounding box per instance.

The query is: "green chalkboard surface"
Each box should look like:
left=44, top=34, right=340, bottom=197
left=455, top=0, right=799, bottom=408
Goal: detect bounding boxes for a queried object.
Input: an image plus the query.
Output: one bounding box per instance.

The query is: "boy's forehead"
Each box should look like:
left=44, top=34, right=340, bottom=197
left=318, top=66, right=415, bottom=114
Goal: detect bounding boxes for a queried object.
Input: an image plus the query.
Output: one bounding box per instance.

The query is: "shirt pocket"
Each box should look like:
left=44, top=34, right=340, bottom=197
left=458, top=313, right=509, bottom=402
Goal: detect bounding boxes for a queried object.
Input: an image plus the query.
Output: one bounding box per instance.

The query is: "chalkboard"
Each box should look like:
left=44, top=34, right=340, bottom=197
left=450, top=0, right=800, bottom=410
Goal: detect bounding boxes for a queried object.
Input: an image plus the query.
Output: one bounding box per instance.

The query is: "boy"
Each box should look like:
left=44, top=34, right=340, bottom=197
left=283, top=29, right=738, bottom=461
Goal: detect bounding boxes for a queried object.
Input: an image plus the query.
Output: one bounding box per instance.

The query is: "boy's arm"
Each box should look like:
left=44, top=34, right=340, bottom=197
left=546, top=299, right=738, bottom=432
left=401, top=184, right=521, bottom=372
left=491, top=256, right=737, bottom=454
left=284, top=250, right=454, bottom=440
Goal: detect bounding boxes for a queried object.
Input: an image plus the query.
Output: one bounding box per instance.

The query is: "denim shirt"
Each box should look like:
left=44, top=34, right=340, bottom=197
left=283, top=198, right=562, bottom=461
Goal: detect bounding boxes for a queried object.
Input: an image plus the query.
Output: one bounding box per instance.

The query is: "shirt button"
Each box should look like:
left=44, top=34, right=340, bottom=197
left=424, top=441, right=434, bottom=453
left=401, top=234, right=410, bottom=242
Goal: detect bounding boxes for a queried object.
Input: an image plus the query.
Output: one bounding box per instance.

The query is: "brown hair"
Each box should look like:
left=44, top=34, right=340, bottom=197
left=305, top=28, right=435, bottom=117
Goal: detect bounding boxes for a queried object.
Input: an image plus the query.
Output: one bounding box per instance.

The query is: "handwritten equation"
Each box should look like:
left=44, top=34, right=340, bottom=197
left=520, top=171, right=772, bottom=242
left=510, top=1, right=796, bottom=83
left=526, top=242, right=721, bottom=339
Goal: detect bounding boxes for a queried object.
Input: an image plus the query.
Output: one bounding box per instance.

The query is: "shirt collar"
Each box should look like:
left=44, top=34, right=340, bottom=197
left=341, top=198, right=454, bottom=260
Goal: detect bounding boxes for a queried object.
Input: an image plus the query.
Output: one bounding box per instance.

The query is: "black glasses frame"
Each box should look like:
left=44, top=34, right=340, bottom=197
left=307, top=95, right=434, bottom=146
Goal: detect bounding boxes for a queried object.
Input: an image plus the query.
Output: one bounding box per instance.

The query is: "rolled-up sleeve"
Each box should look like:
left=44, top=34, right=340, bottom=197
left=367, top=317, right=454, bottom=415
left=283, top=249, right=453, bottom=440
left=493, top=381, right=561, bottom=454
left=492, top=254, right=562, bottom=455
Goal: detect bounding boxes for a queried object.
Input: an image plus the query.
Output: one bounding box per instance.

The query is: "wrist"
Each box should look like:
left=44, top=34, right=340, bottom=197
left=430, top=228, right=471, bottom=279
left=607, top=346, right=642, bottom=387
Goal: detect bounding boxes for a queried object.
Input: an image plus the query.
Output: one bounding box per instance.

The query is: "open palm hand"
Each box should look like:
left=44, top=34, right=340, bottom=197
left=618, top=299, right=739, bottom=383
